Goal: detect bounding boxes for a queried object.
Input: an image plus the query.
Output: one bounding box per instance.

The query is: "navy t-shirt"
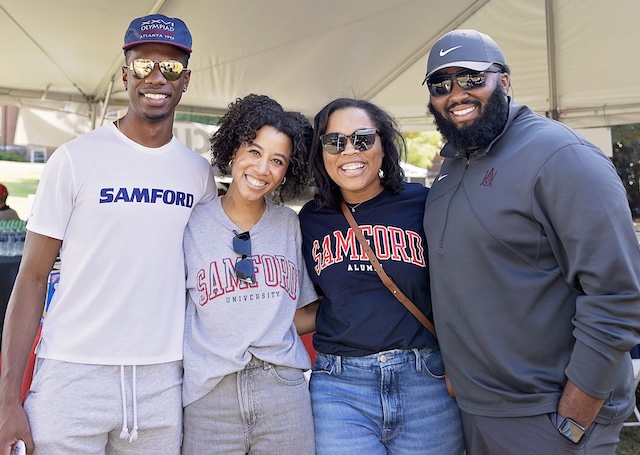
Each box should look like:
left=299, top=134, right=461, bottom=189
left=299, top=183, right=436, bottom=356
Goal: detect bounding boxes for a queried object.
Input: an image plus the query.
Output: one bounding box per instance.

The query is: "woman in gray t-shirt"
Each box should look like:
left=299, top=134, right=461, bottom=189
left=182, top=94, right=318, bottom=455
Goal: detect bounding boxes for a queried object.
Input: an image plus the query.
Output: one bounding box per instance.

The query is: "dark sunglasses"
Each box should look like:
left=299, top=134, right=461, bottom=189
left=320, top=128, right=379, bottom=155
left=125, top=58, right=187, bottom=81
left=233, top=230, right=255, bottom=285
left=426, top=65, right=504, bottom=97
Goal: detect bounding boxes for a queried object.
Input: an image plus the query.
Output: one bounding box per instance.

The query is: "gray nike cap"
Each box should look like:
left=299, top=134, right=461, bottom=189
left=423, top=29, right=506, bottom=83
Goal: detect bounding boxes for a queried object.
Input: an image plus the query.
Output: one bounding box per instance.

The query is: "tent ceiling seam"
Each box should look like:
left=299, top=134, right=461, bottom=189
left=0, top=4, right=90, bottom=100
left=361, top=0, right=491, bottom=100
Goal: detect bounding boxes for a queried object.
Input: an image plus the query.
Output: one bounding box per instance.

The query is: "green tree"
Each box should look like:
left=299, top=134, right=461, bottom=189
left=611, top=124, right=640, bottom=219
left=403, top=131, right=441, bottom=169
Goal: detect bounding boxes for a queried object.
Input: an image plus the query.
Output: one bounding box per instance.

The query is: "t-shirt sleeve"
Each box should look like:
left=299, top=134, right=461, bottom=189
left=27, top=146, right=74, bottom=240
left=294, top=213, right=318, bottom=309
left=197, top=161, right=217, bottom=204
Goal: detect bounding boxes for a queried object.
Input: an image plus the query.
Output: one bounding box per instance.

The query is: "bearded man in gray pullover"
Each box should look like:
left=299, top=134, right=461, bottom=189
left=423, top=29, right=640, bottom=455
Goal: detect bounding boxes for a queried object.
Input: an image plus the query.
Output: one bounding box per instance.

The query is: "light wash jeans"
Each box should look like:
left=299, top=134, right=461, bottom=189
left=310, top=347, right=463, bottom=455
left=182, top=356, right=315, bottom=454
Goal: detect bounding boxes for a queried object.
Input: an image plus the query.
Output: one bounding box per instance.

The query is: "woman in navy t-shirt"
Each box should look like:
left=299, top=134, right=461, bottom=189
left=297, top=98, right=463, bottom=454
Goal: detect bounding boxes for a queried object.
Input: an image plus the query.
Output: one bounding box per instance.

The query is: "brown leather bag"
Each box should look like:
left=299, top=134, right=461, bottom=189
left=341, top=201, right=455, bottom=398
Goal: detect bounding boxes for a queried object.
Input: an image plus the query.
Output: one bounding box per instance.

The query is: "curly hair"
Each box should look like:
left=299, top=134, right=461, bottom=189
left=211, top=94, right=313, bottom=203
left=309, top=98, right=406, bottom=209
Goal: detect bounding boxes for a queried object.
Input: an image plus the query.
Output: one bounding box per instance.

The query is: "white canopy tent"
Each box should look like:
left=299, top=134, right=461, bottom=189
left=1, top=0, right=638, bottom=149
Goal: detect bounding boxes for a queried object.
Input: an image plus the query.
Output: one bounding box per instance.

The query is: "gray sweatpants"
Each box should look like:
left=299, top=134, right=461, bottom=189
left=461, top=410, right=623, bottom=455
left=24, top=358, right=183, bottom=455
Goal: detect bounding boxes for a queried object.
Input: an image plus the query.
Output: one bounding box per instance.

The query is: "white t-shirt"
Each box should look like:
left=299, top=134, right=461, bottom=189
left=28, top=123, right=216, bottom=365
left=182, top=197, right=317, bottom=406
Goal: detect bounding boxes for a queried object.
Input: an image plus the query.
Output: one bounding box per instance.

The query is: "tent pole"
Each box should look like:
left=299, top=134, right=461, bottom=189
left=545, top=0, right=559, bottom=121
left=99, top=79, right=115, bottom=127
left=89, top=102, right=96, bottom=131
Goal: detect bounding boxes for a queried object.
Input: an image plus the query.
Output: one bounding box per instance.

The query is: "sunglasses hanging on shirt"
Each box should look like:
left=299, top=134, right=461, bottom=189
left=232, top=230, right=255, bottom=285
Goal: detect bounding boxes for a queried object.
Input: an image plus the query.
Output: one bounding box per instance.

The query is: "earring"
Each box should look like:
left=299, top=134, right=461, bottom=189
left=378, top=169, right=384, bottom=178
left=280, top=177, right=287, bottom=186
left=228, top=159, right=234, bottom=168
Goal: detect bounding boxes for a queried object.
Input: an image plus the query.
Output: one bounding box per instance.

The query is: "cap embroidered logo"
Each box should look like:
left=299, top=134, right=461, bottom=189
left=439, top=46, right=462, bottom=57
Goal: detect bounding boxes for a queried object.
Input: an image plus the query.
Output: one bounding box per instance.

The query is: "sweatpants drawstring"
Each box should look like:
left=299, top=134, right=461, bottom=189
left=119, top=365, right=139, bottom=443
left=130, top=365, right=139, bottom=442
left=119, top=366, right=129, bottom=440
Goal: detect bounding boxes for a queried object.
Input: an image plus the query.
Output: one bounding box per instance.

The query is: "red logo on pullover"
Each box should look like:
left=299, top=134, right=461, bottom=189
left=481, top=168, right=497, bottom=187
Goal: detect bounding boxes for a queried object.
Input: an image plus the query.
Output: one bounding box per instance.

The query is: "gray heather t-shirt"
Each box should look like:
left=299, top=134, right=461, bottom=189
left=182, top=197, right=317, bottom=406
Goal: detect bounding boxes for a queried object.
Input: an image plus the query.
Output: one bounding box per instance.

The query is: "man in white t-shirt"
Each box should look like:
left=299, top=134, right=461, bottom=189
left=0, top=14, right=215, bottom=455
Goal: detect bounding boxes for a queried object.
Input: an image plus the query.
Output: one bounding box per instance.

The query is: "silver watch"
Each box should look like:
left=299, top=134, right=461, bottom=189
left=555, top=414, right=585, bottom=444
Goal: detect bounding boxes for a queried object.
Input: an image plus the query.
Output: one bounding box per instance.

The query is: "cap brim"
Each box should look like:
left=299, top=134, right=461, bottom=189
left=425, top=61, right=493, bottom=80
left=122, top=40, right=192, bottom=53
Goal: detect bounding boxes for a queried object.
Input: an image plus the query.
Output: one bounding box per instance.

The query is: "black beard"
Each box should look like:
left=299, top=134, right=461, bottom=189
left=428, top=85, right=509, bottom=151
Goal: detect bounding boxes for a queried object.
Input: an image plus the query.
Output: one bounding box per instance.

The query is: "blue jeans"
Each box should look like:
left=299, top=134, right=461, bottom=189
left=310, top=347, right=463, bottom=455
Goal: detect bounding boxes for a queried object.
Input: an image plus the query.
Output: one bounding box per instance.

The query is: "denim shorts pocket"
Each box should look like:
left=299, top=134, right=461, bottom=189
left=269, top=365, right=306, bottom=386
left=420, top=347, right=446, bottom=379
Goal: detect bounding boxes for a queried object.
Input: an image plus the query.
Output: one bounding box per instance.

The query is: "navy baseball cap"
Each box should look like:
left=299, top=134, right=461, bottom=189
left=423, top=29, right=505, bottom=83
left=123, top=14, right=192, bottom=53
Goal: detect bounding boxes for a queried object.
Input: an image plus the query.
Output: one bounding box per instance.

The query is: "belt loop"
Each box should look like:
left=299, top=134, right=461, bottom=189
left=335, top=355, right=342, bottom=375
left=413, top=348, right=422, bottom=372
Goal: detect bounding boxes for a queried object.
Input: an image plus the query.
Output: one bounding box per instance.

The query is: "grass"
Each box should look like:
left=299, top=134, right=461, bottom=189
left=0, top=160, right=44, bottom=219
left=618, top=426, right=640, bottom=454
left=618, top=387, right=640, bottom=454
left=6, top=179, right=39, bottom=198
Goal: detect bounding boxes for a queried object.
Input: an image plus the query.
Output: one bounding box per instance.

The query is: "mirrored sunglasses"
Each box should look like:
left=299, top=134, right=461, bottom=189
left=426, top=64, right=503, bottom=97
left=232, top=230, right=255, bottom=285
left=126, top=59, right=186, bottom=81
left=320, top=128, right=379, bottom=155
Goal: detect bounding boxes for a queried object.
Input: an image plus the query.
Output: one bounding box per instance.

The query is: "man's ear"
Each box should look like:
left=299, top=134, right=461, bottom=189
left=500, top=73, right=510, bottom=94
left=122, top=66, right=129, bottom=90
left=182, top=70, right=191, bottom=93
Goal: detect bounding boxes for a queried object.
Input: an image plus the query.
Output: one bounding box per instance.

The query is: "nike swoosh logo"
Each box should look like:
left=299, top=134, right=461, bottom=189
left=437, top=173, right=448, bottom=182
left=439, top=46, right=461, bottom=57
